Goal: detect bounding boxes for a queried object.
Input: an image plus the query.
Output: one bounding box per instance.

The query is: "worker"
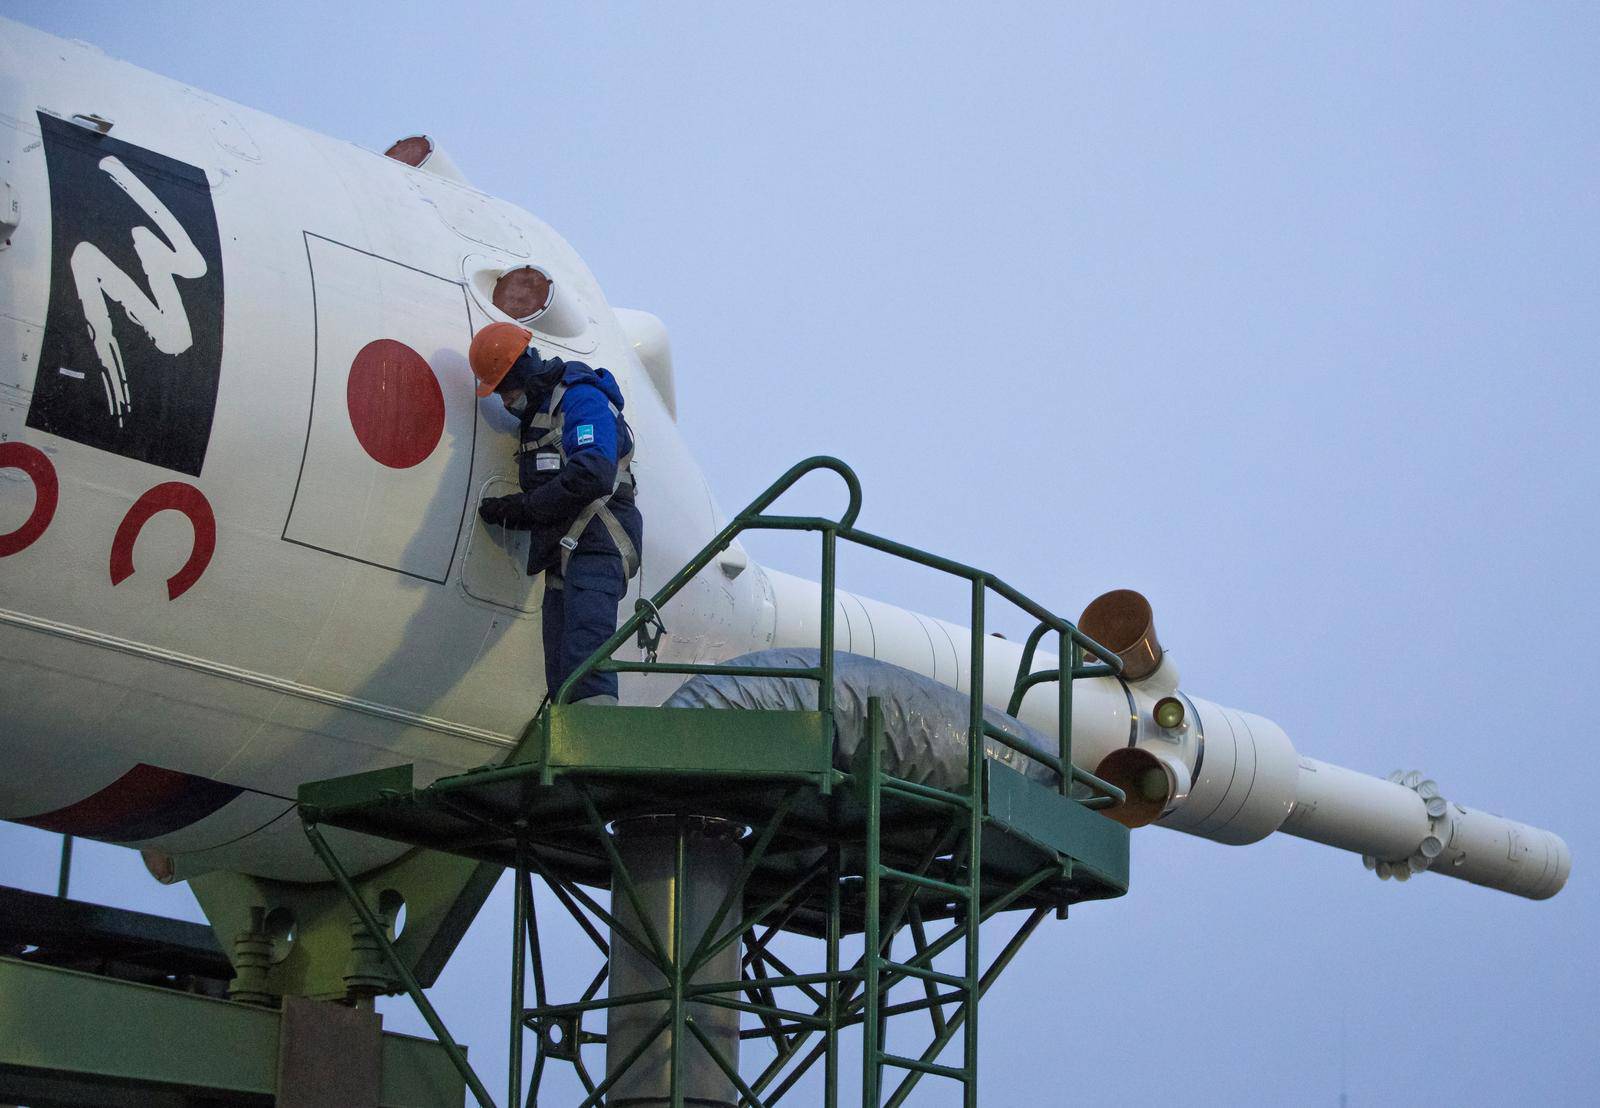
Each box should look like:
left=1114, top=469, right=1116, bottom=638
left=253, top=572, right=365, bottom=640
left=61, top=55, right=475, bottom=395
left=468, top=321, right=643, bottom=705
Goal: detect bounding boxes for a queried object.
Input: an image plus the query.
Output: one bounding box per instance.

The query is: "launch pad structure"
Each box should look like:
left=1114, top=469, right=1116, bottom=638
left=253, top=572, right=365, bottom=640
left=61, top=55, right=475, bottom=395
left=300, top=457, right=1133, bottom=1107
left=2, top=457, right=1134, bottom=1107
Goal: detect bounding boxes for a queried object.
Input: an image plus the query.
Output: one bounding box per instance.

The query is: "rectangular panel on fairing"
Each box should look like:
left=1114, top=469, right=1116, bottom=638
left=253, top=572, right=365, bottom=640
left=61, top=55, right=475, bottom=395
left=283, top=234, right=477, bottom=583
left=461, top=473, right=543, bottom=614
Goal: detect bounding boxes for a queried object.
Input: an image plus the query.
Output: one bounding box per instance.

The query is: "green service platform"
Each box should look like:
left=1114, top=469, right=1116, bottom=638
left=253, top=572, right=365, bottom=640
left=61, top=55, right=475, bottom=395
left=0, top=889, right=468, bottom=1108
left=298, top=456, right=1134, bottom=1108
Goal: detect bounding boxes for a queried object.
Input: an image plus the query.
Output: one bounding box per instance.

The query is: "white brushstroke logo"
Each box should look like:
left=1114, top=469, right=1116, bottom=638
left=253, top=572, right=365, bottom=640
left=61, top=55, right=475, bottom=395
left=69, top=155, right=207, bottom=427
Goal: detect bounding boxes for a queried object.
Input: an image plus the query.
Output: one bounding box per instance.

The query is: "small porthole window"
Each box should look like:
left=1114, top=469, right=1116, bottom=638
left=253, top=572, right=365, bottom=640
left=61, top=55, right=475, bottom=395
left=493, top=266, right=554, bottom=324
left=465, top=257, right=589, bottom=342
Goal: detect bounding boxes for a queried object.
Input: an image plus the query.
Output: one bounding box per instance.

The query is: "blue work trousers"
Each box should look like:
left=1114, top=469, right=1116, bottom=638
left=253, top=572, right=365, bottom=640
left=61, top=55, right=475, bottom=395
left=543, top=548, right=626, bottom=702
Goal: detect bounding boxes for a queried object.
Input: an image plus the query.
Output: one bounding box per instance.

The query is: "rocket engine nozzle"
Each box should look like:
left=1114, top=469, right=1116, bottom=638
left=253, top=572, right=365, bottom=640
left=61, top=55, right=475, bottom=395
left=1069, top=590, right=1572, bottom=898
left=1094, top=747, right=1192, bottom=828
left=1078, top=589, right=1164, bottom=681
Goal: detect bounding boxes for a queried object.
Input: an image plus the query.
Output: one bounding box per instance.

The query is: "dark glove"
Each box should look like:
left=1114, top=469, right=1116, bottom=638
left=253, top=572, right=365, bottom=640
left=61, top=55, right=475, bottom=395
left=478, top=496, right=513, bottom=526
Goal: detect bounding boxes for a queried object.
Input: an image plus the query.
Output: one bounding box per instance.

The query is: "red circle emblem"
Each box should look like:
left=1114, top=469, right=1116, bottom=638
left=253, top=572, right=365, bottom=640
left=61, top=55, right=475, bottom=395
left=345, top=339, right=446, bottom=469
left=0, top=441, right=59, bottom=557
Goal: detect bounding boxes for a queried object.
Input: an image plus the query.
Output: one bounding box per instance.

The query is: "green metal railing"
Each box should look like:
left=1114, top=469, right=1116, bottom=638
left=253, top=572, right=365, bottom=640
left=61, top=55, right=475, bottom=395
left=538, top=454, right=1128, bottom=1107
left=546, top=455, right=1127, bottom=809
left=304, top=455, right=1134, bottom=1108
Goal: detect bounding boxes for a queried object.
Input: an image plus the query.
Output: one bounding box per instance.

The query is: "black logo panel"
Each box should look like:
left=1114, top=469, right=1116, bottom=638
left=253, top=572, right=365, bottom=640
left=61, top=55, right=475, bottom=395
left=27, top=112, right=225, bottom=477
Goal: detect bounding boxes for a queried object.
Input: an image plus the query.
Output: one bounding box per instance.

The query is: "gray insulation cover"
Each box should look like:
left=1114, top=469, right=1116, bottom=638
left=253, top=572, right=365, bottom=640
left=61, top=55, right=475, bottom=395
left=662, top=649, right=1061, bottom=790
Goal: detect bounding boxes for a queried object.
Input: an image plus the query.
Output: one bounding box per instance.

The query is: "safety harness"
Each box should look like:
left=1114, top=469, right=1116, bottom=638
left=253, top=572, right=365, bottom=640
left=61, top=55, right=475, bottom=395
left=516, top=382, right=639, bottom=579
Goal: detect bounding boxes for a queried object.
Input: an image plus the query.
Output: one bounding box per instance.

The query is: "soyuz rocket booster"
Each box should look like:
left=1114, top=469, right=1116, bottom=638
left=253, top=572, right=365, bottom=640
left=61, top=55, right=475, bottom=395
left=764, top=575, right=1570, bottom=900
left=0, top=20, right=1569, bottom=901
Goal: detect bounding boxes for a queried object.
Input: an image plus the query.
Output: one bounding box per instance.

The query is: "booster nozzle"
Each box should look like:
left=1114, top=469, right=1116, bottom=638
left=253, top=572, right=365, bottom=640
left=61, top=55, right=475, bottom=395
left=1078, top=589, right=1164, bottom=681
left=1093, top=747, right=1193, bottom=828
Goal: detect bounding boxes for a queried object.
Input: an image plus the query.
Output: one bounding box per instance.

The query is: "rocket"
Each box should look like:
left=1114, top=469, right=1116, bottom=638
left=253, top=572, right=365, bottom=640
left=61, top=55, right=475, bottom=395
left=0, top=18, right=1568, bottom=900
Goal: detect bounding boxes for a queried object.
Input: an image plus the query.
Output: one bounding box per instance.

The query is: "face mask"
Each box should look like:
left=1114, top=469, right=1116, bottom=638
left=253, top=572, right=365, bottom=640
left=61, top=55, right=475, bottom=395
left=502, top=392, right=529, bottom=419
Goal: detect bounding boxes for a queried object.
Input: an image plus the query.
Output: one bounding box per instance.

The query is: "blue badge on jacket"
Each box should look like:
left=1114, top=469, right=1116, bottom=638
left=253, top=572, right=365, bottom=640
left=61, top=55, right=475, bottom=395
left=575, top=424, right=595, bottom=446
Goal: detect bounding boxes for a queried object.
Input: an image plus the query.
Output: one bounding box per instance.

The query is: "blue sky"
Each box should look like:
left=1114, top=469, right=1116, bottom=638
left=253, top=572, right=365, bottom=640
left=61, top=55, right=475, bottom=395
left=3, top=3, right=1596, bottom=1104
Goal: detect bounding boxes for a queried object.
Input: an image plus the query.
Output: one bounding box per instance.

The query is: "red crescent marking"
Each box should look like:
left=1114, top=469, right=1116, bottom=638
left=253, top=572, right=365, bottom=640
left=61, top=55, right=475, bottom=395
left=346, top=338, right=446, bottom=469
left=17, top=762, right=244, bottom=842
left=18, top=764, right=193, bottom=837
left=0, top=441, right=60, bottom=557
left=109, top=482, right=218, bottom=600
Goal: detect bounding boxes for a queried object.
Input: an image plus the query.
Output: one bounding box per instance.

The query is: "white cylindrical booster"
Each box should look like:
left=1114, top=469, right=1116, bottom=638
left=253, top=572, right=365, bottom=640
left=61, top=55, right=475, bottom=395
left=1280, top=758, right=1433, bottom=859
left=1277, top=758, right=1570, bottom=899
left=1430, top=805, right=1570, bottom=901
left=762, top=572, right=1571, bottom=900
left=1153, top=698, right=1300, bottom=846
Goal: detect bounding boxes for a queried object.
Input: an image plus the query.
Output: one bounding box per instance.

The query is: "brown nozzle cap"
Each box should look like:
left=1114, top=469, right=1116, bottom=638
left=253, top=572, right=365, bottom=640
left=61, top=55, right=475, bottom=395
left=1078, top=588, right=1163, bottom=681
left=1093, top=747, right=1176, bottom=828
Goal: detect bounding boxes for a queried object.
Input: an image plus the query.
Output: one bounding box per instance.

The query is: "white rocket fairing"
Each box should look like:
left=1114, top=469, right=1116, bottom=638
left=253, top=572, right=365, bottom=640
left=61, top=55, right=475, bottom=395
left=0, top=19, right=1568, bottom=899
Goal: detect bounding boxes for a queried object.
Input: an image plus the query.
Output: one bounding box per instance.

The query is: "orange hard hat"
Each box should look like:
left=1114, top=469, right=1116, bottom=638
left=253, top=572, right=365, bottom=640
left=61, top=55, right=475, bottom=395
left=469, top=321, right=533, bottom=397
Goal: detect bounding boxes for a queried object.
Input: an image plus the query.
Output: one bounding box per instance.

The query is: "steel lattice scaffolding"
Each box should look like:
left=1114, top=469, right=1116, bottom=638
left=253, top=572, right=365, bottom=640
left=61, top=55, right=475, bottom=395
left=298, top=457, right=1132, bottom=1106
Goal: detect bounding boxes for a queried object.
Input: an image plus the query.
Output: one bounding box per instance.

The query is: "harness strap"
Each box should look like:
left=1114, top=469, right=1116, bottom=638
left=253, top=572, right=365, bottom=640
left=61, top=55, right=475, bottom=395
left=598, top=506, right=640, bottom=576
left=516, top=442, right=638, bottom=477
left=516, top=431, right=561, bottom=454
left=556, top=502, right=638, bottom=579
left=526, top=383, right=567, bottom=430
left=519, top=381, right=639, bottom=579
left=517, top=393, right=627, bottom=459
left=557, top=433, right=639, bottom=578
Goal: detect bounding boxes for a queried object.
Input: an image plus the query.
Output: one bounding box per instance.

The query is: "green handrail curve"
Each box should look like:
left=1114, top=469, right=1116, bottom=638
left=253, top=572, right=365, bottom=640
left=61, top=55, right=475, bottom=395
left=543, top=455, right=1126, bottom=809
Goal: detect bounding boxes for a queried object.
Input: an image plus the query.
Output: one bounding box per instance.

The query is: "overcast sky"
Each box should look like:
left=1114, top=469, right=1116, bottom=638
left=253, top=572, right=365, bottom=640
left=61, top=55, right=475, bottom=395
left=3, top=3, right=1596, bottom=1105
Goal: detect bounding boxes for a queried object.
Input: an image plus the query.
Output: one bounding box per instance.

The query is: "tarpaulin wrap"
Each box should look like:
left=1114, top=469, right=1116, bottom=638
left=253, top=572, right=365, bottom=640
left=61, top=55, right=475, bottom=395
left=663, top=649, right=1062, bottom=790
